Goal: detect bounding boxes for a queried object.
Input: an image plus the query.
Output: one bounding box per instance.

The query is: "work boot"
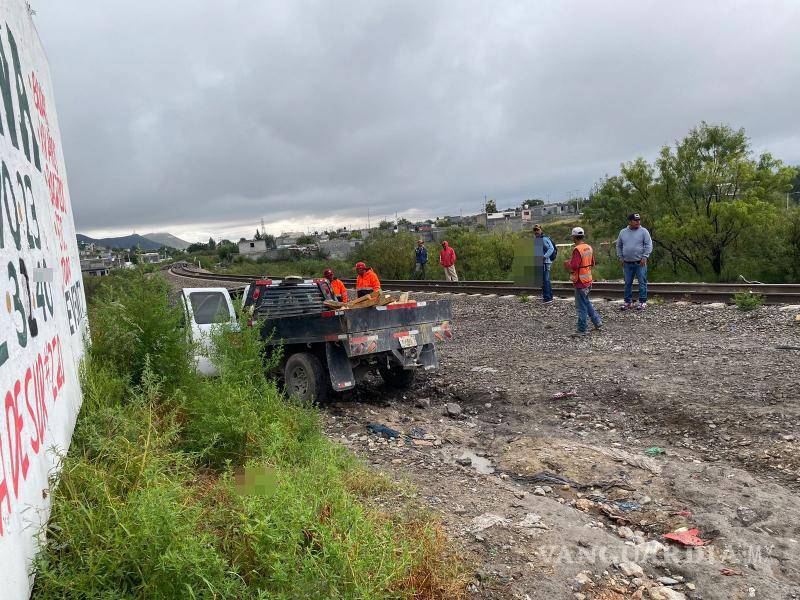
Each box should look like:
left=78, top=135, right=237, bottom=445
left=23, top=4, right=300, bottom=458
left=592, top=321, right=603, bottom=331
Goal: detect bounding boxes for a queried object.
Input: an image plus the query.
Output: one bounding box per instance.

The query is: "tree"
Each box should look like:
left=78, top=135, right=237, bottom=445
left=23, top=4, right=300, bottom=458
left=207, top=237, right=217, bottom=250
left=522, top=198, right=544, bottom=208
left=485, top=199, right=497, bottom=213
left=263, top=234, right=276, bottom=249
left=186, top=242, right=207, bottom=253
left=586, top=122, right=796, bottom=279
left=296, top=234, right=315, bottom=245
left=378, top=220, right=393, bottom=230
left=254, top=229, right=263, bottom=240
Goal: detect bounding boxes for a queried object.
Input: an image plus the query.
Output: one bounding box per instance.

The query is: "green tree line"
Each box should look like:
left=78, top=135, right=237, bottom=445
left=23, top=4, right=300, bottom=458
left=585, top=122, right=800, bottom=283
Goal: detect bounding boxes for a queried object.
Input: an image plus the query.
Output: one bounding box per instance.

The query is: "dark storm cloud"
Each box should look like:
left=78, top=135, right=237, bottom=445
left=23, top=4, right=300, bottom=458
left=35, top=0, right=800, bottom=240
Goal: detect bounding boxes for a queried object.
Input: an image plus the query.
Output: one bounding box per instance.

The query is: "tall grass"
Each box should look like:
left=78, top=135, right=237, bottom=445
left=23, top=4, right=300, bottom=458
left=33, top=272, right=465, bottom=599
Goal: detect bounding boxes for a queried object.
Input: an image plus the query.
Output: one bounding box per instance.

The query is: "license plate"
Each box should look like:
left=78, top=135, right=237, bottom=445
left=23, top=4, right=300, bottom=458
left=398, top=335, right=417, bottom=348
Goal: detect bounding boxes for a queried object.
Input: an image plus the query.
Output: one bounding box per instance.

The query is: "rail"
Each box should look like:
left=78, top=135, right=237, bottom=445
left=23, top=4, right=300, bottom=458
left=168, top=264, right=800, bottom=305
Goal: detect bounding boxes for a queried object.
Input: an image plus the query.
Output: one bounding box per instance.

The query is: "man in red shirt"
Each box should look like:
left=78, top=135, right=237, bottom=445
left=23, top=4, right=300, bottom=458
left=439, top=241, right=458, bottom=282
left=323, top=268, right=348, bottom=302
left=563, top=227, right=602, bottom=336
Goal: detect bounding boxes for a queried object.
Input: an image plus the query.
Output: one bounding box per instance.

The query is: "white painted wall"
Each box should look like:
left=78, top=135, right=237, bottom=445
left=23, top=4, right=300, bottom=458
left=0, top=2, right=86, bottom=597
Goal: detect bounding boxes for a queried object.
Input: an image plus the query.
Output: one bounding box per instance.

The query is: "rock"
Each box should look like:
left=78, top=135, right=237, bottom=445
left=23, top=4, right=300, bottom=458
left=657, top=576, right=680, bottom=585
left=706, top=302, right=727, bottom=309
left=455, top=456, right=472, bottom=466
left=445, top=402, right=462, bottom=417
left=618, top=561, right=644, bottom=578
left=414, top=398, right=431, bottom=409
left=533, top=486, right=546, bottom=496
left=575, top=498, right=595, bottom=511
left=737, top=505, right=760, bottom=526
left=470, top=512, right=509, bottom=533
left=572, top=572, right=592, bottom=591
left=685, top=583, right=695, bottom=590
left=618, top=526, right=634, bottom=539
left=517, top=513, right=548, bottom=530
left=649, top=587, right=687, bottom=600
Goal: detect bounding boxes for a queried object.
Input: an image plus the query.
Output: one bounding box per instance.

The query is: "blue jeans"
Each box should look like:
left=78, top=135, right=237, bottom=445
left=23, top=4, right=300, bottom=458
left=623, top=262, right=648, bottom=303
left=575, top=287, right=601, bottom=332
left=542, top=263, right=553, bottom=301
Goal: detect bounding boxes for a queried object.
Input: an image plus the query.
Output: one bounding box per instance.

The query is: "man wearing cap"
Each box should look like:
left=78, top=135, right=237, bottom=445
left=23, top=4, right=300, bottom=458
left=616, top=213, right=653, bottom=310
left=533, top=224, right=555, bottom=304
left=414, top=240, right=428, bottom=279
left=563, top=226, right=602, bottom=336
left=355, top=262, right=381, bottom=297
left=323, top=268, right=348, bottom=302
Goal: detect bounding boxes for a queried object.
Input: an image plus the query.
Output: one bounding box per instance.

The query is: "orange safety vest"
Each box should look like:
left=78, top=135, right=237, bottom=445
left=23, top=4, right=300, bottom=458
left=570, top=242, right=594, bottom=286
left=330, top=279, right=348, bottom=302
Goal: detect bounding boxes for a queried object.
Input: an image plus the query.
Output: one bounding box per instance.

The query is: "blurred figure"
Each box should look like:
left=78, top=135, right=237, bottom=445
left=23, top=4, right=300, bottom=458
left=439, top=241, right=458, bottom=282
left=414, top=239, right=428, bottom=279
left=323, top=268, right=348, bottom=302
left=355, top=262, right=381, bottom=297
left=533, top=224, right=555, bottom=304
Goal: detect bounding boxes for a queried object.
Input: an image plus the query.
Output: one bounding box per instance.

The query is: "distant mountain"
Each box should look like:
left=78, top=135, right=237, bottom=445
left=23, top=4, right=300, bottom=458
left=142, top=232, right=190, bottom=250
left=76, top=233, right=163, bottom=251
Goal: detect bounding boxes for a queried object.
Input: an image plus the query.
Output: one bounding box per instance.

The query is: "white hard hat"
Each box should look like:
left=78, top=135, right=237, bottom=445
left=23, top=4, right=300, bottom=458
left=571, top=227, right=585, bottom=236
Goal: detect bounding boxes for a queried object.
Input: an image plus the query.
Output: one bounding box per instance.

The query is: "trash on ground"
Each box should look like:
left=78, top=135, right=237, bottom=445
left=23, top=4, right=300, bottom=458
left=663, top=527, right=710, bottom=547
left=366, top=422, right=401, bottom=438
left=551, top=389, right=578, bottom=400
left=600, top=447, right=663, bottom=475
left=671, top=509, right=693, bottom=518
left=470, top=513, right=509, bottom=533
left=470, top=366, right=498, bottom=373
left=407, top=426, right=435, bottom=441
left=645, top=446, right=665, bottom=455
left=721, top=568, right=744, bottom=576
left=516, top=513, right=549, bottom=530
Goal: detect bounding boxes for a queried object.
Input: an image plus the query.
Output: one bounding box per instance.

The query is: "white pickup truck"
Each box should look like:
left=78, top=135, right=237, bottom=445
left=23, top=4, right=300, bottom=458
left=180, top=287, right=237, bottom=376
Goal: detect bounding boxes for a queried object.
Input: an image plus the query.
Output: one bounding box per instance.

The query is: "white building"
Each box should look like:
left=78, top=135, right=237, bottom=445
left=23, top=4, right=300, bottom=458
left=238, top=239, right=268, bottom=258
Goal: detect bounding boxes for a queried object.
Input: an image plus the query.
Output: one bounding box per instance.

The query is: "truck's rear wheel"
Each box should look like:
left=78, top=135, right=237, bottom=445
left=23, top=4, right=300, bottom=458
left=378, top=363, right=416, bottom=389
left=284, top=352, right=328, bottom=403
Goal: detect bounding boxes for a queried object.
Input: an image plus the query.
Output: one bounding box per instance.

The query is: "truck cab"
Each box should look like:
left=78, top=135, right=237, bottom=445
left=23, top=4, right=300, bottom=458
left=180, top=287, right=237, bottom=376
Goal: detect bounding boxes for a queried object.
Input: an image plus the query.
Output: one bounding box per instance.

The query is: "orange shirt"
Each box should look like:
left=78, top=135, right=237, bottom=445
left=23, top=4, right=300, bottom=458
left=356, top=269, right=381, bottom=292
left=330, top=278, right=348, bottom=302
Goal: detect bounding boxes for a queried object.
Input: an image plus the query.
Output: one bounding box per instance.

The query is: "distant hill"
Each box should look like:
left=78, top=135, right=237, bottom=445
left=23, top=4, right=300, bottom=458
left=142, top=232, right=190, bottom=250
left=76, top=233, right=163, bottom=251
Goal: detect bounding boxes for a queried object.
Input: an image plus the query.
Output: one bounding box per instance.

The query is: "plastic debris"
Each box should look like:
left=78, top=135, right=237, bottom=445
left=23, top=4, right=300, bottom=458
left=671, top=509, right=693, bottom=518
left=366, top=422, right=400, bottom=438
left=645, top=446, right=665, bottom=455
left=600, top=447, right=663, bottom=475
left=663, top=528, right=710, bottom=547
left=407, top=426, right=435, bottom=441
left=615, top=501, right=641, bottom=512
left=721, top=568, right=744, bottom=576
left=470, top=513, right=509, bottom=533
left=551, top=389, right=578, bottom=400
left=470, top=366, right=498, bottom=373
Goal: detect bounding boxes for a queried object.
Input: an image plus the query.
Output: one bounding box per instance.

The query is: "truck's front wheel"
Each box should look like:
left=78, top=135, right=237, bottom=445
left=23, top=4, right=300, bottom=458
left=284, top=352, right=328, bottom=403
left=378, top=363, right=416, bottom=389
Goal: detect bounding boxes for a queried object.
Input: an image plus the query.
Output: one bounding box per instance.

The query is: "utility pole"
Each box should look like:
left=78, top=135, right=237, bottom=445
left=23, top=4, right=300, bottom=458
left=367, top=207, right=371, bottom=230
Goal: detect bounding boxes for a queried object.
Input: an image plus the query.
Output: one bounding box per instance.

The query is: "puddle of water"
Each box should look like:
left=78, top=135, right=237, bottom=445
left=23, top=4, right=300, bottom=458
left=457, top=450, right=495, bottom=475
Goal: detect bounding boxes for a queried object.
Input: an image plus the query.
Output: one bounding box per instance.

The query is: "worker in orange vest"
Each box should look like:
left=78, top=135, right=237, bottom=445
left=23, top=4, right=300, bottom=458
left=563, top=227, right=602, bottom=336
left=323, top=268, right=348, bottom=302
left=355, top=261, right=381, bottom=297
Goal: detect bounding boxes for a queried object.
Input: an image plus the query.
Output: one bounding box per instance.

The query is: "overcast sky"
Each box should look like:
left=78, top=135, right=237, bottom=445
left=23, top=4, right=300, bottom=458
left=35, top=0, right=800, bottom=243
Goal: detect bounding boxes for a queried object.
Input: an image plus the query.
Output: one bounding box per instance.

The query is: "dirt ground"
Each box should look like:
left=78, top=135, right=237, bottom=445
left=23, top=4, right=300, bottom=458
left=166, top=271, right=800, bottom=598
left=323, top=293, right=800, bottom=600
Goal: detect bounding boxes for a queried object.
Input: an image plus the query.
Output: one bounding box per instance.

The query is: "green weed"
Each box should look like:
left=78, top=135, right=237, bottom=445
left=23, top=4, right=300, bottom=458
left=733, top=291, right=765, bottom=311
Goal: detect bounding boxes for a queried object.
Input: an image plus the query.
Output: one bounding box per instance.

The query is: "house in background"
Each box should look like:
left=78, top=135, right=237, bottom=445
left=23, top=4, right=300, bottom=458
left=238, top=238, right=269, bottom=258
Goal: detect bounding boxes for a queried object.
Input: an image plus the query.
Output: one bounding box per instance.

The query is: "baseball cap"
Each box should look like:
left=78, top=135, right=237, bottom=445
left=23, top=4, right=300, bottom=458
left=323, top=268, right=333, bottom=278
left=417, top=239, right=424, bottom=244
left=533, top=223, right=542, bottom=231
left=628, top=213, right=641, bottom=221
left=354, top=261, right=366, bottom=270
left=571, top=227, right=585, bottom=236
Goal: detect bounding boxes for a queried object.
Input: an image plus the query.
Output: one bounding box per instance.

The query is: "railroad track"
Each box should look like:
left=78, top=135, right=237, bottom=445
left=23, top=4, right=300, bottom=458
left=168, top=264, right=800, bottom=305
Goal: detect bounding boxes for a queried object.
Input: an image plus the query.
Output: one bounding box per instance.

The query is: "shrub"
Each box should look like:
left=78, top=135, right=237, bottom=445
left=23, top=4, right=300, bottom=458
left=87, top=271, right=192, bottom=390
left=733, top=291, right=765, bottom=311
